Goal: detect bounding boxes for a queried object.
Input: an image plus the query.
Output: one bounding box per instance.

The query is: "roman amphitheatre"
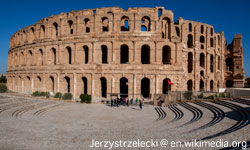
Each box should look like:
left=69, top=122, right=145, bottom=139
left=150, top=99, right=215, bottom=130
left=6, top=6, right=245, bottom=101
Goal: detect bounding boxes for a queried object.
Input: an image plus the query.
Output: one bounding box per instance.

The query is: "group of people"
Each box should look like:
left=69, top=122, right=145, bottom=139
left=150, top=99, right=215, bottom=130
left=110, top=97, right=144, bottom=109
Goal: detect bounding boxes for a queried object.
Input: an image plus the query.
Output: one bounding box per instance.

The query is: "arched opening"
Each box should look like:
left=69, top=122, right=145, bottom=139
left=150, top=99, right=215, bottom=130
left=68, top=20, right=73, bottom=34
left=39, top=49, right=43, bottom=65
left=120, top=77, right=128, bottom=97
left=218, top=56, right=221, bottom=70
left=84, top=18, right=90, bottom=33
left=25, top=76, right=31, bottom=93
left=101, top=45, right=108, bottom=64
left=82, top=77, right=87, bottom=94
left=40, top=25, right=45, bottom=39
left=200, top=53, right=205, bottom=68
left=201, top=25, right=204, bottom=34
left=188, top=23, right=192, bottom=32
left=218, top=35, right=221, bottom=46
left=83, top=45, right=89, bottom=64
left=175, top=27, right=180, bottom=37
left=102, top=17, right=109, bottom=32
left=210, top=80, right=213, bottom=91
left=210, top=28, right=213, bottom=36
left=187, top=80, right=193, bottom=91
left=162, top=17, right=171, bottom=39
left=141, top=45, right=150, bottom=64
left=100, top=77, right=107, bottom=98
left=121, top=16, right=129, bottom=31
left=120, top=45, right=129, bottom=64
left=141, top=16, right=151, bottom=31
left=226, top=80, right=233, bottom=87
left=200, top=70, right=204, bottom=77
left=51, top=48, right=56, bottom=65
left=52, top=22, right=58, bottom=38
left=188, top=52, right=193, bottom=73
left=65, top=76, right=70, bottom=93
left=163, top=78, right=171, bottom=94
left=162, top=45, right=171, bottom=64
left=226, top=57, right=233, bottom=71
left=187, top=34, right=193, bottom=48
left=200, top=36, right=205, bottom=43
left=27, top=50, right=33, bottom=66
left=141, top=77, right=150, bottom=98
left=30, top=27, right=35, bottom=42
left=35, top=76, right=42, bottom=91
left=210, top=38, right=214, bottom=47
left=20, top=52, right=24, bottom=66
left=200, top=79, right=204, bottom=91
left=66, top=47, right=72, bottom=64
left=210, top=55, right=214, bottom=73
left=49, top=76, right=55, bottom=92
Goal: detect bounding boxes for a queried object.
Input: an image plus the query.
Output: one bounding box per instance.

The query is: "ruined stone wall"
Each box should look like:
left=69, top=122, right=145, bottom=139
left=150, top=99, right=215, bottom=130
left=6, top=7, right=242, bottom=100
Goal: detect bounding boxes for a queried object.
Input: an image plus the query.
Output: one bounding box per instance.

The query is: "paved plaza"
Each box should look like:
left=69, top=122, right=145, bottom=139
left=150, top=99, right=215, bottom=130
left=0, top=94, right=249, bottom=150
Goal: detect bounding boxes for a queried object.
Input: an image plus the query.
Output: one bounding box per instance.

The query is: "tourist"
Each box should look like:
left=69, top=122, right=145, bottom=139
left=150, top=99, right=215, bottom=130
left=111, top=98, right=113, bottom=107
left=126, top=98, right=129, bottom=107
left=135, top=98, right=138, bottom=105
left=130, top=98, right=133, bottom=105
left=139, top=100, right=142, bottom=110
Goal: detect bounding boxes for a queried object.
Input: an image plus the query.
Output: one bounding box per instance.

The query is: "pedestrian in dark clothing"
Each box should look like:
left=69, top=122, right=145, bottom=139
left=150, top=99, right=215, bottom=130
left=130, top=98, right=133, bottom=105
left=126, top=99, right=129, bottom=107
left=139, top=100, right=142, bottom=110
left=111, top=99, right=113, bottom=107
left=114, top=99, right=117, bottom=107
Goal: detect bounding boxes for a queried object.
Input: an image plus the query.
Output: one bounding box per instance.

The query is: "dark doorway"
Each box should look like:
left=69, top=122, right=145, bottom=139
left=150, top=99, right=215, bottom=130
left=83, top=46, right=89, bottom=64
left=50, top=76, right=54, bottom=92
left=82, top=77, right=87, bottom=94
left=141, top=78, right=150, bottom=98
left=162, top=46, right=171, bottom=64
left=187, top=34, right=193, bottom=48
left=51, top=48, right=56, bottom=65
left=120, top=45, right=129, bottom=64
left=200, top=79, right=204, bottom=91
left=100, top=77, right=107, bottom=97
left=101, top=45, right=108, bottom=64
left=187, top=80, right=192, bottom=91
left=210, top=80, right=213, bottom=91
left=226, top=57, right=233, bottom=71
left=141, top=45, right=150, bottom=64
left=65, top=76, right=70, bottom=93
left=163, top=78, right=171, bottom=94
left=226, top=80, right=233, bottom=87
left=188, top=52, right=193, bottom=73
left=120, top=77, right=128, bottom=97
left=66, top=47, right=72, bottom=64
left=200, top=53, right=205, bottom=68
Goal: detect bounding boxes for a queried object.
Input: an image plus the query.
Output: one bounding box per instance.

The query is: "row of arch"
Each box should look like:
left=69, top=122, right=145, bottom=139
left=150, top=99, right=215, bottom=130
left=187, top=34, right=218, bottom=49
left=187, top=52, right=217, bottom=73
left=8, top=75, right=173, bottom=98
left=11, top=15, right=173, bottom=48
left=187, top=79, right=218, bottom=91
left=9, top=44, right=172, bottom=67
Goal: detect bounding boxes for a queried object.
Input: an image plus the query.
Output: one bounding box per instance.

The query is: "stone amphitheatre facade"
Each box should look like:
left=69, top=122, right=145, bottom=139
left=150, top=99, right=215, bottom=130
left=6, top=7, right=245, bottom=100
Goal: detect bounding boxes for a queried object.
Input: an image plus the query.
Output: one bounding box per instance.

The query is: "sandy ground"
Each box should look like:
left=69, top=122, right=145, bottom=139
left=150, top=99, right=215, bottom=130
left=0, top=94, right=249, bottom=150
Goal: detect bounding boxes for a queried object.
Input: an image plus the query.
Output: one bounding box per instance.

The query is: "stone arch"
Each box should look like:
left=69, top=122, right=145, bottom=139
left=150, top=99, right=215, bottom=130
left=102, top=17, right=109, bottom=32
left=163, top=78, right=171, bottom=94
left=40, top=25, right=45, bottom=39
left=200, top=36, right=205, bottom=43
left=65, top=46, right=72, bottom=64
left=141, top=45, right=150, bottom=64
left=200, top=79, right=204, bottom=91
left=162, top=17, right=171, bottom=39
left=210, top=54, right=214, bottom=73
left=101, top=45, right=108, bottom=64
left=226, top=57, right=233, bottom=71
left=188, top=23, right=192, bottom=32
left=34, top=76, right=42, bottom=91
left=218, top=35, right=221, bottom=46
left=24, top=76, right=31, bottom=94
left=162, top=45, right=171, bottom=64
left=200, top=53, right=205, bottom=68
left=84, top=18, right=90, bottom=33
left=120, top=44, right=129, bottom=64
left=187, top=34, right=193, bottom=48
left=187, top=80, right=193, bottom=91
left=141, top=77, right=150, bottom=98
left=29, top=27, right=35, bottom=42
left=82, top=77, right=88, bottom=94
left=51, top=48, right=56, bottom=65
left=141, top=16, right=151, bottom=31
left=68, top=20, right=74, bottom=34
left=100, top=77, right=107, bottom=98
left=27, top=50, right=33, bottom=66
left=48, top=76, right=55, bottom=93
left=226, top=80, right=233, bottom=87
left=38, top=49, right=43, bottom=66
left=210, top=80, right=213, bottom=91
left=188, top=52, right=193, bottom=73
left=120, top=77, right=128, bottom=97
left=65, top=76, right=71, bottom=93
left=175, top=26, right=180, bottom=37
left=210, top=38, right=214, bottom=47
left=20, top=52, right=24, bottom=66
left=83, top=45, right=89, bottom=64
left=201, top=25, right=204, bottom=34
left=121, top=16, right=129, bottom=31
left=52, top=22, right=58, bottom=38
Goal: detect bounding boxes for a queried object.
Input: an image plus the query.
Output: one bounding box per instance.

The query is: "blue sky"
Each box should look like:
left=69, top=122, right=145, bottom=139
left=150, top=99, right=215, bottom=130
left=0, top=0, right=249, bottom=77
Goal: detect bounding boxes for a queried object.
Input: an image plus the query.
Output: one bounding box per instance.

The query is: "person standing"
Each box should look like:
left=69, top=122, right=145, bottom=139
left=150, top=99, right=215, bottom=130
left=130, top=98, right=133, bottom=105
left=135, top=98, right=138, bottom=105
left=139, top=100, right=142, bottom=110
left=111, top=98, right=113, bottom=107
left=126, top=98, right=129, bottom=107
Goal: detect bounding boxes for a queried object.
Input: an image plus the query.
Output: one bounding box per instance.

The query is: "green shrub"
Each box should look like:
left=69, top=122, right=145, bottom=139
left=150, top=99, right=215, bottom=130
left=62, top=93, right=72, bottom=100
left=184, top=91, right=193, bottom=100
left=219, top=93, right=225, bottom=98
left=0, top=84, right=7, bottom=93
left=198, top=93, right=204, bottom=99
left=32, top=91, right=40, bottom=96
left=206, top=95, right=214, bottom=100
left=54, top=92, right=62, bottom=98
left=80, top=94, right=92, bottom=103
